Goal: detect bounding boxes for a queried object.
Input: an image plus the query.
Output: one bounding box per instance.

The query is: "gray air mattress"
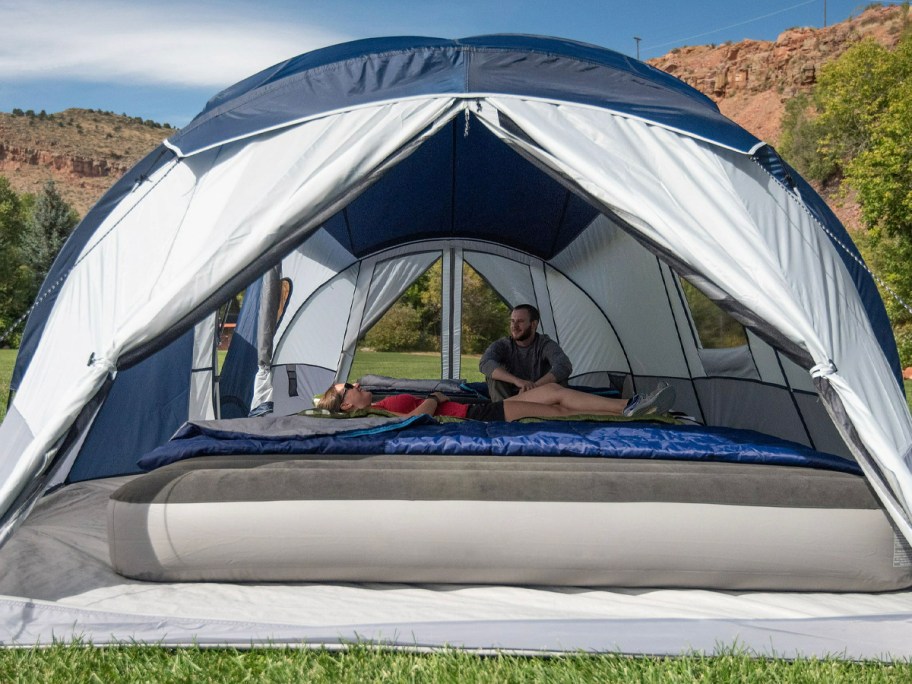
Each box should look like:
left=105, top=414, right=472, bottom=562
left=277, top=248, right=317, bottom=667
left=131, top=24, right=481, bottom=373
left=107, top=454, right=912, bottom=590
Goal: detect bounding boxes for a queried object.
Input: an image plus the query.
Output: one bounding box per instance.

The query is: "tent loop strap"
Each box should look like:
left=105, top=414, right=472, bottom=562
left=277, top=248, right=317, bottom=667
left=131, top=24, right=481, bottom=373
left=87, top=353, right=116, bottom=376
left=810, top=360, right=837, bottom=378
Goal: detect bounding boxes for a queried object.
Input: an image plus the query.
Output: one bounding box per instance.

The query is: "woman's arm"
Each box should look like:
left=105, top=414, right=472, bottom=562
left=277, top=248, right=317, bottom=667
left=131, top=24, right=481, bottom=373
left=402, top=391, right=449, bottom=417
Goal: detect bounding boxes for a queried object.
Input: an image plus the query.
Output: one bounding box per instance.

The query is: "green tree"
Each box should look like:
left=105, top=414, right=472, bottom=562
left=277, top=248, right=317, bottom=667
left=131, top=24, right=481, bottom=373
left=461, top=266, right=509, bottom=353
left=0, top=177, right=31, bottom=346
left=846, top=77, right=912, bottom=241
left=812, top=37, right=909, bottom=181
left=363, top=260, right=440, bottom=352
left=361, top=259, right=511, bottom=355
left=362, top=302, right=430, bottom=352
left=779, top=33, right=912, bottom=184
left=778, top=94, right=827, bottom=180
left=680, top=279, right=747, bottom=349
left=856, top=229, right=912, bottom=365
left=839, top=31, right=912, bottom=366
left=20, top=180, right=79, bottom=291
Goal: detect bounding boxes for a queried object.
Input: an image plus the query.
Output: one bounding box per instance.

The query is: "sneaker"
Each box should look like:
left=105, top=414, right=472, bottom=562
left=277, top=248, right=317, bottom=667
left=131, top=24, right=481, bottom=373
left=623, top=382, right=675, bottom=418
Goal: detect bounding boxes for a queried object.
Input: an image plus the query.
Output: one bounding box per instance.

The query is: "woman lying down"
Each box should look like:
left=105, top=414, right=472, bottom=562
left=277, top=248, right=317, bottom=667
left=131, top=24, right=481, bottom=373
left=318, top=381, right=676, bottom=421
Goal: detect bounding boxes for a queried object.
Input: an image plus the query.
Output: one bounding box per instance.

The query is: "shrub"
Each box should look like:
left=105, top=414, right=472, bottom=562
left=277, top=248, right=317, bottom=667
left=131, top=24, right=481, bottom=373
left=363, top=302, right=435, bottom=352
left=895, top=323, right=912, bottom=369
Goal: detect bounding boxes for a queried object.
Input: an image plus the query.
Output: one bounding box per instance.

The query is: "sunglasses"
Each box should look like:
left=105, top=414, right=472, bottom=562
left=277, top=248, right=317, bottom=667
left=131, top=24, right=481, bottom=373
left=341, top=382, right=355, bottom=402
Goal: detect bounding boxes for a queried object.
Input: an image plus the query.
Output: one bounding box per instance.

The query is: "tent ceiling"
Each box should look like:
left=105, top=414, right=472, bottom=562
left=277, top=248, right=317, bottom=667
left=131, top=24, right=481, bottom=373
left=321, top=116, right=599, bottom=260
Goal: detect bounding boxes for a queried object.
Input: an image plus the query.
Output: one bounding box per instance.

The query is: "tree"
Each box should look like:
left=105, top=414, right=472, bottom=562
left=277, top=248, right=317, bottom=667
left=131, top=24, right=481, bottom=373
left=777, top=94, right=826, bottom=180
left=779, top=34, right=912, bottom=184
left=361, top=259, right=511, bottom=355
left=20, top=180, right=79, bottom=291
left=0, top=177, right=30, bottom=346
left=362, top=302, right=429, bottom=352
left=461, top=266, right=509, bottom=353
left=812, top=37, right=909, bottom=181
left=680, top=279, right=747, bottom=349
left=846, top=77, right=912, bottom=241
left=839, top=32, right=912, bottom=366
left=856, top=229, right=912, bottom=365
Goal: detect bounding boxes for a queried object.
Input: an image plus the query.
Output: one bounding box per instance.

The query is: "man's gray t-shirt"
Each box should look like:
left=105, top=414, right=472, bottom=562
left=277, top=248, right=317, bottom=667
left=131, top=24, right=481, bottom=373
left=478, top=333, right=572, bottom=384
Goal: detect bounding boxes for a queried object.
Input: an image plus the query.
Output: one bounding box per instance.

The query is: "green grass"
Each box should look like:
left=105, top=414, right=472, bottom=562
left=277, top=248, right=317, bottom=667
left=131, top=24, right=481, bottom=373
left=217, top=350, right=485, bottom=385
left=2, top=644, right=912, bottom=682
left=0, top=348, right=17, bottom=423
left=349, top=350, right=485, bottom=383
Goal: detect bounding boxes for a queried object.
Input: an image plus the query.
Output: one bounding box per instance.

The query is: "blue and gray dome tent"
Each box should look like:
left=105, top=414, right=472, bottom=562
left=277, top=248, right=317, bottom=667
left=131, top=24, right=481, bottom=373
left=2, top=35, right=912, bottom=654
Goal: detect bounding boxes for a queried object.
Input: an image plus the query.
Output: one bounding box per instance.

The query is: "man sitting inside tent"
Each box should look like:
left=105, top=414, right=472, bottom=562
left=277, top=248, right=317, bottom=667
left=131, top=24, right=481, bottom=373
left=479, top=304, right=572, bottom=401
left=318, top=380, right=675, bottom=422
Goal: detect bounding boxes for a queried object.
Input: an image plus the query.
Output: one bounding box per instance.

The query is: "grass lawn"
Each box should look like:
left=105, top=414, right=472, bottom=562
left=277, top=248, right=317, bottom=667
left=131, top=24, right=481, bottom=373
left=0, top=348, right=16, bottom=423
left=349, top=350, right=485, bottom=383
left=2, top=643, right=912, bottom=681
left=217, top=350, right=485, bottom=384
left=2, top=350, right=912, bottom=674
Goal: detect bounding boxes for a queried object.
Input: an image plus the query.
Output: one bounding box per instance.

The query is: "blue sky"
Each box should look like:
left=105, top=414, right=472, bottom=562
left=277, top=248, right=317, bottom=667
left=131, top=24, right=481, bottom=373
left=0, top=0, right=901, bottom=127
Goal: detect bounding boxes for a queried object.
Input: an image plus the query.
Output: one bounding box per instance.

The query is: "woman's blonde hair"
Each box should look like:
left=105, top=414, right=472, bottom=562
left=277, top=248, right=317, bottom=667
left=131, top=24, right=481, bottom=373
left=316, top=384, right=346, bottom=412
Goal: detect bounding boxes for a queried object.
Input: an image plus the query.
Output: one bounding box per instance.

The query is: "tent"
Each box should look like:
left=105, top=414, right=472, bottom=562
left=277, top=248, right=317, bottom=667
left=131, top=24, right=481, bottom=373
left=2, top=35, right=912, bottom=657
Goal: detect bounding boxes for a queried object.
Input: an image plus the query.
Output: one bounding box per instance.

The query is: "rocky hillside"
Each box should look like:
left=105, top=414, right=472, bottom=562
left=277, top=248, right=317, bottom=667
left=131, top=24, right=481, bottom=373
left=0, top=109, right=173, bottom=215
left=649, top=3, right=910, bottom=145
left=0, top=4, right=909, bottom=223
left=648, top=3, right=910, bottom=230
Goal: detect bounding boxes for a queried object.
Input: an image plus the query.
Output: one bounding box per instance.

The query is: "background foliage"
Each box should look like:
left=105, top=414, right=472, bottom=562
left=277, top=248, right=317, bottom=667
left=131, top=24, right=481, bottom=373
left=363, top=260, right=510, bottom=354
left=680, top=280, right=748, bottom=349
left=0, top=178, right=78, bottom=348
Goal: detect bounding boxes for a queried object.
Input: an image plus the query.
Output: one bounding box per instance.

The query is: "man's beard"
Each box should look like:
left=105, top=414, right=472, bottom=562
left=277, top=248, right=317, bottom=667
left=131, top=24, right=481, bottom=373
left=514, top=328, right=533, bottom=343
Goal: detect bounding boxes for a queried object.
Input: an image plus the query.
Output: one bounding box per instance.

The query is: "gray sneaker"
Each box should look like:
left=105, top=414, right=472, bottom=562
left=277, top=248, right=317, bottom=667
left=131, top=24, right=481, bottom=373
left=623, top=382, right=675, bottom=418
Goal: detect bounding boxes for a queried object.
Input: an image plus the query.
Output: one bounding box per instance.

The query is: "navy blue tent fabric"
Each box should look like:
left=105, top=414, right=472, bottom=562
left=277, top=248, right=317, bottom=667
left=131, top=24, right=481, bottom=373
left=325, top=117, right=598, bottom=259
left=218, top=278, right=262, bottom=419
left=66, top=329, right=193, bottom=482
left=169, top=35, right=760, bottom=157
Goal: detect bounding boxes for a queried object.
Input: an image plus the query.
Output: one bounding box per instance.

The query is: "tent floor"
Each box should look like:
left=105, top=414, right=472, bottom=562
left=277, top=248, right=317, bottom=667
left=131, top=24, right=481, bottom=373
left=3, top=475, right=912, bottom=658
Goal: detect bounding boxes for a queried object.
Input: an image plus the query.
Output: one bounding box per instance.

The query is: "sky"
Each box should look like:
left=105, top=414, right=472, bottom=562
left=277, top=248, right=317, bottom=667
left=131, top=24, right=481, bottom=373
left=0, top=0, right=903, bottom=127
